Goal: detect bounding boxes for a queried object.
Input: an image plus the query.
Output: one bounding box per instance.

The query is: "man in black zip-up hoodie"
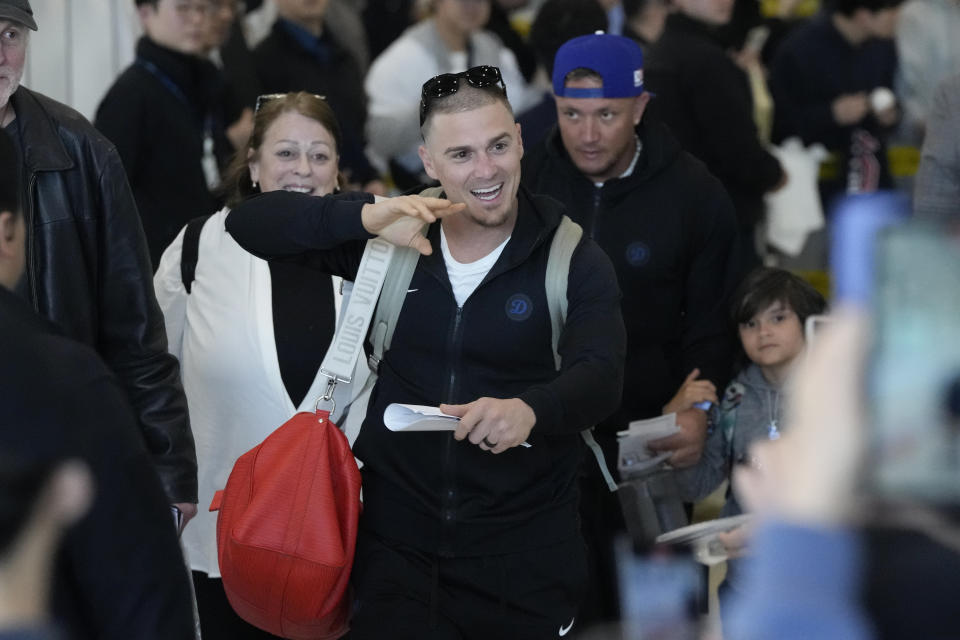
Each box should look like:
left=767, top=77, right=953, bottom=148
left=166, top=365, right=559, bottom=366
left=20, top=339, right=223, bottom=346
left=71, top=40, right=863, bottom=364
left=226, top=70, right=626, bottom=639
left=522, top=32, right=739, bottom=625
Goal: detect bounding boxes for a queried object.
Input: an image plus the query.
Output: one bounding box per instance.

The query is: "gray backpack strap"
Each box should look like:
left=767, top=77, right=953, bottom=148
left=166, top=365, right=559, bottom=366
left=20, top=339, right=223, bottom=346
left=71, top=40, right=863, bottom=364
left=545, top=216, right=618, bottom=493
left=368, top=186, right=444, bottom=371
left=545, top=215, right=582, bottom=369
left=368, top=246, right=420, bottom=372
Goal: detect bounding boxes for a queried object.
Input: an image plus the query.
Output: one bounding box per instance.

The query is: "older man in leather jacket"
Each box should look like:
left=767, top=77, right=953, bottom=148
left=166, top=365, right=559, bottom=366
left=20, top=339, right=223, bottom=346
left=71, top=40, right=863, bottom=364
left=0, top=1, right=197, bottom=519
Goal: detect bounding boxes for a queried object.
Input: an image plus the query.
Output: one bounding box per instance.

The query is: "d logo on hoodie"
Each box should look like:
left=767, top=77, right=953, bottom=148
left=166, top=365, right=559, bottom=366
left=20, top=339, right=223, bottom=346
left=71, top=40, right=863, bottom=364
left=626, top=241, right=651, bottom=267
left=505, top=294, right=533, bottom=321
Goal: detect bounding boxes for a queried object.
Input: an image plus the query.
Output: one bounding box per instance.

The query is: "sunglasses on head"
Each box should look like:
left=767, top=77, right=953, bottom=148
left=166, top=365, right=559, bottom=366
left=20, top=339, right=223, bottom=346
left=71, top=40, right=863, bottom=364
left=254, top=92, right=326, bottom=115
left=419, top=66, right=507, bottom=127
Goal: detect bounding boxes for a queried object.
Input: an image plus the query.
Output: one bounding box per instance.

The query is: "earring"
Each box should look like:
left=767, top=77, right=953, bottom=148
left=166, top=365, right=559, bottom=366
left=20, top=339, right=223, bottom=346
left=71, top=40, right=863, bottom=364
left=251, top=179, right=258, bottom=190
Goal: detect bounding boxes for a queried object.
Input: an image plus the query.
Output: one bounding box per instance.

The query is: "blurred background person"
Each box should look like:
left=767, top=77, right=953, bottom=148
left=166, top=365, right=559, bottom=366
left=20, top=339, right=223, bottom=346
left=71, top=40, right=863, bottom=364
left=252, top=0, right=384, bottom=193
left=364, top=0, right=542, bottom=189
left=484, top=0, right=538, bottom=82
left=766, top=0, right=901, bottom=274
left=644, top=0, right=786, bottom=274
left=894, top=0, right=960, bottom=145
left=673, top=267, right=826, bottom=619
left=3, top=0, right=197, bottom=525
left=96, top=0, right=234, bottom=268
left=598, top=0, right=627, bottom=34
left=363, top=0, right=418, bottom=59
left=912, top=73, right=960, bottom=222
left=768, top=0, right=902, bottom=202
left=622, top=0, right=670, bottom=49
left=153, top=92, right=350, bottom=640
left=893, top=0, right=960, bottom=145
left=0, top=126, right=196, bottom=640
left=204, top=0, right=261, bottom=151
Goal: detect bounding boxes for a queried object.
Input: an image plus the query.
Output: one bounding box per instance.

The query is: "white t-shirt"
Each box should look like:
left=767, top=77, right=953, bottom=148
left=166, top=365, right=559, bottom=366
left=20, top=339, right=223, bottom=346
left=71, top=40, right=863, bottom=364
left=441, top=227, right=510, bottom=307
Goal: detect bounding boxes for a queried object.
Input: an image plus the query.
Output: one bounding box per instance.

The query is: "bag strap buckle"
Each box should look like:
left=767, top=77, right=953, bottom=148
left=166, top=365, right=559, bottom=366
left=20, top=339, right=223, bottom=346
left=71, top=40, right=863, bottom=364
left=314, top=377, right=338, bottom=419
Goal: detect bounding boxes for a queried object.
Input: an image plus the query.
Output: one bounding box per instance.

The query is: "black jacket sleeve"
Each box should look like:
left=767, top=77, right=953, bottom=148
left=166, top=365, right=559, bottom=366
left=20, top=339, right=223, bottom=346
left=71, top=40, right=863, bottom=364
left=519, top=238, right=627, bottom=434
left=225, top=190, right=375, bottom=277
left=94, top=147, right=197, bottom=504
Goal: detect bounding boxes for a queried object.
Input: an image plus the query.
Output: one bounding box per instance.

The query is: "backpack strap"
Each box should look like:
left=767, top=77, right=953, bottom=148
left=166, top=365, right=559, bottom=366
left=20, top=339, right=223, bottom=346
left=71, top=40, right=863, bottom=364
left=180, top=214, right=212, bottom=294
left=367, top=186, right=443, bottom=372
left=545, top=215, right=582, bottom=369
left=545, top=216, right=619, bottom=493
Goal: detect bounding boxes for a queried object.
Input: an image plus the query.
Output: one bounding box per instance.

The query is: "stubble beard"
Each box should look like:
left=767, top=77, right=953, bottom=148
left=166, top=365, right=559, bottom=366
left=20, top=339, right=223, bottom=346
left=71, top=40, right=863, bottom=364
left=0, top=70, right=23, bottom=112
left=465, top=206, right=512, bottom=229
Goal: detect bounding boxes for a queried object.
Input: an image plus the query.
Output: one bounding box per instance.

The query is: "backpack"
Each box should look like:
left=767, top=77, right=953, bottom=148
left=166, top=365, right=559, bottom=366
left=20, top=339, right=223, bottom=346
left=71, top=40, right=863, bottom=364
left=180, top=214, right=210, bottom=294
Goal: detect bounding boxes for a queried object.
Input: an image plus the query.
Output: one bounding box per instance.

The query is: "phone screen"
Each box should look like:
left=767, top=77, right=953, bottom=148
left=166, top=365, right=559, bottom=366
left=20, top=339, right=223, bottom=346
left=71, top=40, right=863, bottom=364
left=869, top=224, right=960, bottom=502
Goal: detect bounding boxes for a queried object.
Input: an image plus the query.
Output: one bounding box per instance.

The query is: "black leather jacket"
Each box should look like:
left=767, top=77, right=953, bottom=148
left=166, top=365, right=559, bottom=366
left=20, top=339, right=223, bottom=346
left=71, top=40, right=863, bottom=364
left=11, top=87, right=197, bottom=503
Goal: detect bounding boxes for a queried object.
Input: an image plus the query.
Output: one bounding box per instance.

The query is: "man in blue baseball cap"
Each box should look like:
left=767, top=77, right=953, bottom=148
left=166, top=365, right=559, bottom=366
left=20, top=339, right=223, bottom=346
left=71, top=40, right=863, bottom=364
left=522, top=31, right=740, bottom=627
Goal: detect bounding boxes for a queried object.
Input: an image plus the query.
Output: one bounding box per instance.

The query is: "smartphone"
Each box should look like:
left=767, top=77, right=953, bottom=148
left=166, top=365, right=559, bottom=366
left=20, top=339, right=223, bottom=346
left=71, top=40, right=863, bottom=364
left=829, top=191, right=910, bottom=307
left=827, top=192, right=960, bottom=503
left=614, top=535, right=702, bottom=639
left=868, top=223, right=960, bottom=502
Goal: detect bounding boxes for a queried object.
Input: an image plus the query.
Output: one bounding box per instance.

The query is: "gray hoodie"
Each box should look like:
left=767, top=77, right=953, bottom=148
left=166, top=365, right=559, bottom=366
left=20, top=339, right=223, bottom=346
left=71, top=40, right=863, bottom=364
left=674, top=363, right=787, bottom=599
left=675, top=363, right=785, bottom=517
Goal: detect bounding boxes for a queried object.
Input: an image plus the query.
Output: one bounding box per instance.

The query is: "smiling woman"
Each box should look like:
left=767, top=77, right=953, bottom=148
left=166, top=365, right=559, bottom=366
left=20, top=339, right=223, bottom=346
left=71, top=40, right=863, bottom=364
left=222, top=90, right=343, bottom=205
left=152, top=91, right=347, bottom=639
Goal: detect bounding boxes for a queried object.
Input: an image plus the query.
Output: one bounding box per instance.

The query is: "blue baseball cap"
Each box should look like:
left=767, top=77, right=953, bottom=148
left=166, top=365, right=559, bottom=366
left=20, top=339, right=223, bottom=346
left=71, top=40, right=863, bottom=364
left=552, top=32, right=645, bottom=99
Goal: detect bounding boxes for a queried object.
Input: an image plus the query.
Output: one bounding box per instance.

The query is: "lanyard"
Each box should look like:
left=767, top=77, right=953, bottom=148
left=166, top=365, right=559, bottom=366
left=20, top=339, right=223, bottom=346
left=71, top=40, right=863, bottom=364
left=136, top=58, right=220, bottom=189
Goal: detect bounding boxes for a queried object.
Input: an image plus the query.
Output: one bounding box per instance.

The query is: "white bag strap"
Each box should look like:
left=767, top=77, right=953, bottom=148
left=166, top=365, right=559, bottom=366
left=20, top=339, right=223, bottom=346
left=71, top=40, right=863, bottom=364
left=316, top=193, right=400, bottom=413
left=320, top=192, right=436, bottom=417
left=320, top=237, right=396, bottom=384
left=545, top=216, right=618, bottom=493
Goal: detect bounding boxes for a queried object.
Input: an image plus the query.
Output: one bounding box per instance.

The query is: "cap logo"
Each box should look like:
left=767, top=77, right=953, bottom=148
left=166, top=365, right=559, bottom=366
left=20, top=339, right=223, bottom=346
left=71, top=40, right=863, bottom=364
left=634, top=69, right=643, bottom=88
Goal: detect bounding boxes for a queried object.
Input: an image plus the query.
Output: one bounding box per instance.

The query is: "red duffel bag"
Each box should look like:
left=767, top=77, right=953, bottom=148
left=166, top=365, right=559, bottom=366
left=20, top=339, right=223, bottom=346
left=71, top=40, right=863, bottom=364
left=209, top=408, right=362, bottom=639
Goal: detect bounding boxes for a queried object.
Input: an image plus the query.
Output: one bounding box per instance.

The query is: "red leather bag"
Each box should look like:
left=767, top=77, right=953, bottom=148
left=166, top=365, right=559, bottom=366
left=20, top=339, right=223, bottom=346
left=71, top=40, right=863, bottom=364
left=209, top=408, right=362, bottom=639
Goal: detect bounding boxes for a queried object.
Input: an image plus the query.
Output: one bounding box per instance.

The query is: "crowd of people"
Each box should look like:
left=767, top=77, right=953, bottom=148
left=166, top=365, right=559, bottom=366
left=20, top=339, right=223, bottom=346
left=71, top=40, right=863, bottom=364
left=2, top=0, right=959, bottom=639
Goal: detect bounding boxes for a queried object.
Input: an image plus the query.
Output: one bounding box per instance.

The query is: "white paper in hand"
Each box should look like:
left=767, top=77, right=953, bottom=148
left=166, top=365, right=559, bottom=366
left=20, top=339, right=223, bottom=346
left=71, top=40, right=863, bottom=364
left=655, top=514, right=753, bottom=546
left=383, top=404, right=460, bottom=431
left=617, top=413, right=681, bottom=477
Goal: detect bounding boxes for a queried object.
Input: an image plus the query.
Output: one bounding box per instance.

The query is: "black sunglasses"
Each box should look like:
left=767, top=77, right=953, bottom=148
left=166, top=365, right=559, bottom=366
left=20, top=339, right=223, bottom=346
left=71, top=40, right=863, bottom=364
left=419, top=66, right=507, bottom=127
left=254, top=92, right=326, bottom=115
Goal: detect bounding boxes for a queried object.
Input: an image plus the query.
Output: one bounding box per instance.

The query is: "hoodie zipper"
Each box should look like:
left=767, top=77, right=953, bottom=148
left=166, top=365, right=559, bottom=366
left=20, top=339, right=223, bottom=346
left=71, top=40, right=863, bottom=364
left=589, top=186, right=602, bottom=238
left=439, top=304, right=464, bottom=557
